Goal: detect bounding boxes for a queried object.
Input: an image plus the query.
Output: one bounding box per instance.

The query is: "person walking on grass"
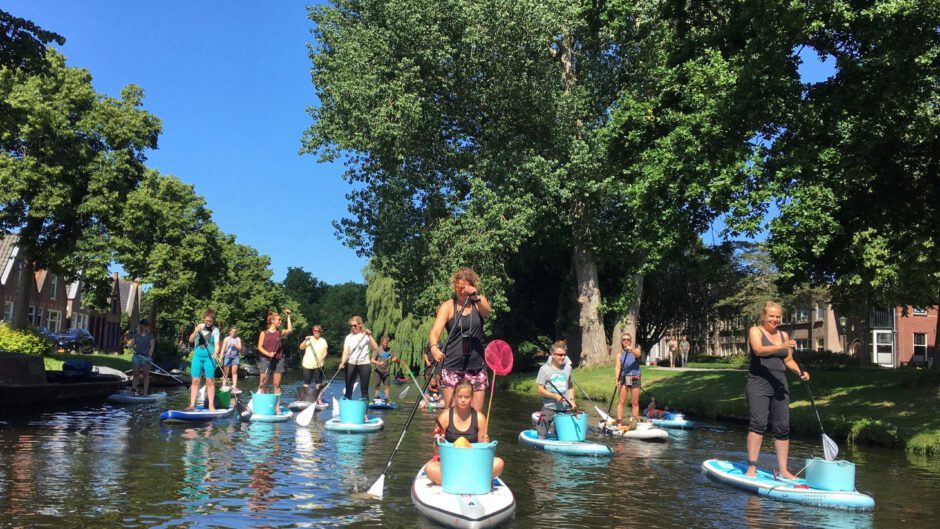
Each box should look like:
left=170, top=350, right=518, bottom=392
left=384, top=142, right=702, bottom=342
left=187, top=309, right=220, bottom=411
left=680, top=335, right=691, bottom=368
left=744, top=301, right=810, bottom=479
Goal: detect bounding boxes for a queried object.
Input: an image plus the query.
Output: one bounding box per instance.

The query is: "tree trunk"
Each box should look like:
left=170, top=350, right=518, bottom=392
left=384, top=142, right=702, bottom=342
left=623, top=273, right=643, bottom=348
left=11, top=260, right=34, bottom=329
left=572, top=239, right=608, bottom=367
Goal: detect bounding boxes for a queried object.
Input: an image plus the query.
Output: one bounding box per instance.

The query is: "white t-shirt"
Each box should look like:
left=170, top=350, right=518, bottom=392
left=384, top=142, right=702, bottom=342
left=303, top=336, right=328, bottom=369
left=344, top=333, right=372, bottom=365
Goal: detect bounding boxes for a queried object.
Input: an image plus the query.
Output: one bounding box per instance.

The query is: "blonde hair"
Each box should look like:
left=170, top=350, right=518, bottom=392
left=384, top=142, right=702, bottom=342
left=552, top=340, right=567, bottom=354
left=348, top=315, right=364, bottom=327
left=450, top=268, right=480, bottom=290
left=759, top=301, right=784, bottom=324
left=266, top=310, right=279, bottom=326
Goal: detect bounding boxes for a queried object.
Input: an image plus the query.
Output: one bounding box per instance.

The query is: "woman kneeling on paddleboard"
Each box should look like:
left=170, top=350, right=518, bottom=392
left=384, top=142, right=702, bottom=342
left=428, top=268, right=492, bottom=411
left=425, top=380, right=504, bottom=485
left=745, top=301, right=810, bottom=479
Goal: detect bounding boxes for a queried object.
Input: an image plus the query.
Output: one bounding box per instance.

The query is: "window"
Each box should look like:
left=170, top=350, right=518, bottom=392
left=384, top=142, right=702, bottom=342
left=28, top=306, right=42, bottom=327
left=912, top=307, right=928, bottom=316
left=796, top=308, right=811, bottom=323
left=817, top=338, right=825, bottom=352
left=47, top=310, right=61, bottom=332
left=796, top=339, right=809, bottom=351
left=816, top=304, right=825, bottom=321
left=3, top=301, right=12, bottom=321
left=49, top=273, right=57, bottom=300
left=913, top=333, right=927, bottom=361
left=73, top=312, right=88, bottom=330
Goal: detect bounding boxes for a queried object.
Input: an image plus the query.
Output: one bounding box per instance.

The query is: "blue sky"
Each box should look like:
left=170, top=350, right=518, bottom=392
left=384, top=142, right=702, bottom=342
left=5, top=0, right=367, bottom=284
left=5, top=2, right=835, bottom=282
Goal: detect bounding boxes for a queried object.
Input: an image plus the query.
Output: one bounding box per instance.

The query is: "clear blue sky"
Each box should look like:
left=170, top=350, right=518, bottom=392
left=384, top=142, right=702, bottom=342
left=5, top=0, right=367, bottom=284
left=5, top=2, right=835, bottom=280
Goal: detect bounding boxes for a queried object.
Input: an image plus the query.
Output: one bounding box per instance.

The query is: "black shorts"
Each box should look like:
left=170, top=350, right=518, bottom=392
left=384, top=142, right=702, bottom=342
left=303, top=367, right=324, bottom=386
left=259, top=356, right=285, bottom=375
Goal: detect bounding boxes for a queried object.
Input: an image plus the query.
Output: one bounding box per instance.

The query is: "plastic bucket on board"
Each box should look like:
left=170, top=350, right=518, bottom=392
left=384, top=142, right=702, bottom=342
left=338, top=397, right=367, bottom=424
left=251, top=392, right=279, bottom=416
left=439, top=440, right=496, bottom=495
left=805, top=457, right=856, bottom=492
left=554, top=411, right=588, bottom=441
left=215, top=386, right=232, bottom=409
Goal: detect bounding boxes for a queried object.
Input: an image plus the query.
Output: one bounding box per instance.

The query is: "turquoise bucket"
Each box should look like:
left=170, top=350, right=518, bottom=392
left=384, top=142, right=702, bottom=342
left=554, top=411, right=588, bottom=441
left=338, top=397, right=367, bottom=424
left=251, top=392, right=279, bottom=416
left=805, top=457, right=856, bottom=492
left=439, top=440, right=496, bottom=495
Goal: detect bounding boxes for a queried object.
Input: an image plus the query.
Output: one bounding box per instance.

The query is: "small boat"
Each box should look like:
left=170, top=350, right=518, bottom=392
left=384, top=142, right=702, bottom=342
left=597, top=419, right=669, bottom=441
left=411, top=464, right=516, bottom=529
left=287, top=400, right=329, bottom=411
left=0, top=352, right=127, bottom=409
left=517, top=430, right=612, bottom=457
left=702, top=459, right=875, bottom=510
left=106, top=390, right=167, bottom=404
left=392, top=375, right=409, bottom=385
left=647, top=410, right=695, bottom=429
left=159, top=406, right=235, bottom=423
left=249, top=410, right=293, bottom=422
left=368, top=399, right=399, bottom=410
left=323, top=417, right=384, bottom=433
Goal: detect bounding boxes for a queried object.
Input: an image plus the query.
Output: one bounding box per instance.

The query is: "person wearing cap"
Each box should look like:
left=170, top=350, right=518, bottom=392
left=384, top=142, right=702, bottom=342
left=128, top=319, right=155, bottom=396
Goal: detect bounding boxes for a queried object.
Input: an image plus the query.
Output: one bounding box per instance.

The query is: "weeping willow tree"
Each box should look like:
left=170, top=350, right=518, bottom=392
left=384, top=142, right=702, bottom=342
left=365, top=266, right=437, bottom=376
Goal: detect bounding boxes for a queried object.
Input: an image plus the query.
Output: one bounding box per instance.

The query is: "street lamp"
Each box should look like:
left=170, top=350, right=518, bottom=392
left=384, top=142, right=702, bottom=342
left=839, top=316, right=848, bottom=355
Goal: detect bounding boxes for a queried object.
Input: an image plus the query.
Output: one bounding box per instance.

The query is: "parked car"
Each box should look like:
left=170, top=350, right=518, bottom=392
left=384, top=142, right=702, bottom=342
left=54, top=328, right=95, bottom=354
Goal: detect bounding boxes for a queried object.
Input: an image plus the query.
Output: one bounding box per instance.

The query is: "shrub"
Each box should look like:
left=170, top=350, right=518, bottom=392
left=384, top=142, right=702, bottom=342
left=849, top=418, right=900, bottom=448
left=0, top=322, right=53, bottom=356
left=793, top=349, right=860, bottom=368
left=153, top=334, right=183, bottom=368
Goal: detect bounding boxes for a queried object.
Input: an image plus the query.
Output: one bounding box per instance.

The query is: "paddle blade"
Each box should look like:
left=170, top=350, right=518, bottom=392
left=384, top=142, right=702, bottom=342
left=366, top=473, right=384, bottom=499
left=594, top=405, right=611, bottom=422
left=296, top=400, right=317, bottom=427
left=484, top=339, right=514, bottom=376
left=197, top=384, right=206, bottom=405
left=399, top=385, right=410, bottom=399
left=823, top=434, right=839, bottom=461
left=332, top=397, right=340, bottom=416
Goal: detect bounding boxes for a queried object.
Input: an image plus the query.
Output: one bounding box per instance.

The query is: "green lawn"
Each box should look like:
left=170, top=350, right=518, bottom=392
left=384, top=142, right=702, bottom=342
left=43, top=351, right=134, bottom=372
left=506, top=364, right=940, bottom=456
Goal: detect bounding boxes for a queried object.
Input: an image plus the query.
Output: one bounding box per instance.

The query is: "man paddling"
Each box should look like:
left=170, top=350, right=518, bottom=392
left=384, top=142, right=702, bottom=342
left=535, top=340, right=576, bottom=439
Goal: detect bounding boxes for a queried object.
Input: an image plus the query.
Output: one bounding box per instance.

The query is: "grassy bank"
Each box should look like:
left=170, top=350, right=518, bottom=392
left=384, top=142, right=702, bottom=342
left=506, top=364, right=940, bottom=456
left=43, top=351, right=133, bottom=372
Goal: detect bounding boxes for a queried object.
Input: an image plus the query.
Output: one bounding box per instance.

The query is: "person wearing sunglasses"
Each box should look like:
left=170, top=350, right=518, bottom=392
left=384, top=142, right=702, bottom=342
left=299, top=324, right=328, bottom=405
left=339, top=316, right=380, bottom=400
left=534, top=340, right=576, bottom=439
left=614, top=333, right=642, bottom=426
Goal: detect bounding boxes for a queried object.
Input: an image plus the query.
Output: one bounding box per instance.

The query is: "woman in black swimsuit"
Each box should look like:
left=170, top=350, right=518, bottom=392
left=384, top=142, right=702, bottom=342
left=424, top=379, right=504, bottom=485
left=745, top=301, right=811, bottom=479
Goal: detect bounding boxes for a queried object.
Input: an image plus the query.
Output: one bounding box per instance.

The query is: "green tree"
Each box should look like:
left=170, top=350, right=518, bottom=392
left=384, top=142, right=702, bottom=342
left=309, top=281, right=367, bottom=356
left=281, top=267, right=327, bottom=329
left=0, top=9, right=64, bottom=72
left=0, top=50, right=160, bottom=327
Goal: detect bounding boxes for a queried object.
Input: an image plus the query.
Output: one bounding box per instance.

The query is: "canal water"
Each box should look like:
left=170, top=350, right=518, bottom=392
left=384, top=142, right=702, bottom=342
left=0, top=373, right=937, bottom=528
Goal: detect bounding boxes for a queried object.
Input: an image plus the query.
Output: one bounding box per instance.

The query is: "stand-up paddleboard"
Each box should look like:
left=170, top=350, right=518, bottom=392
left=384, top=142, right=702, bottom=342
left=250, top=410, right=293, bottom=422
left=159, top=406, right=235, bottom=423
left=647, top=410, right=694, bottom=429
left=423, top=399, right=444, bottom=410
left=597, top=419, right=669, bottom=441
left=287, top=400, right=329, bottom=412
left=106, top=390, right=167, bottom=404
left=702, top=459, right=874, bottom=510
left=517, top=430, right=612, bottom=457
left=324, top=417, right=384, bottom=433
left=368, top=400, right=399, bottom=410
left=411, top=464, right=516, bottom=529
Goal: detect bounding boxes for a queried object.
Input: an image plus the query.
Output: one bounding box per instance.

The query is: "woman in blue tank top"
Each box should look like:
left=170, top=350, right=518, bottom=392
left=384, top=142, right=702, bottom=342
left=745, top=301, right=811, bottom=479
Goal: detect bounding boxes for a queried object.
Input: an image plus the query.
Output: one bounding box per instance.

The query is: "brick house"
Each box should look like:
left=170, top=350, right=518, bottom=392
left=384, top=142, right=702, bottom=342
left=0, top=234, right=69, bottom=332
left=842, top=306, right=938, bottom=368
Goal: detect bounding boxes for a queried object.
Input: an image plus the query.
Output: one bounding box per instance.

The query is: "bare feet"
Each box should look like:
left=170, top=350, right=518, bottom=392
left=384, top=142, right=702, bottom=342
left=779, top=470, right=797, bottom=480
left=746, top=466, right=757, bottom=478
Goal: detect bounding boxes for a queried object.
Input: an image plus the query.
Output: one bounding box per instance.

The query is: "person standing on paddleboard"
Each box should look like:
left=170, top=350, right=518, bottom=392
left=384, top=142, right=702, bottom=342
left=257, top=309, right=293, bottom=403
left=128, top=319, right=155, bottom=396
left=614, top=333, right=643, bottom=426
left=221, top=326, right=243, bottom=394
left=429, top=267, right=492, bottom=411
left=298, top=324, right=328, bottom=405
left=745, top=301, right=811, bottom=479
left=339, top=315, right=380, bottom=400
left=371, top=335, right=397, bottom=401
left=535, top=340, right=576, bottom=438
left=424, top=379, right=504, bottom=485
left=187, top=309, right=221, bottom=411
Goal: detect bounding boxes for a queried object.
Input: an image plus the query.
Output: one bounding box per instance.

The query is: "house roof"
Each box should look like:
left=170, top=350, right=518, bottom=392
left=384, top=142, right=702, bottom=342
left=0, top=233, right=20, bottom=287
left=118, top=279, right=139, bottom=316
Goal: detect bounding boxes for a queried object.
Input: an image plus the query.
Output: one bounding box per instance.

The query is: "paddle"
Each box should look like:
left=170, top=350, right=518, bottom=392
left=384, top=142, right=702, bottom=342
left=296, top=366, right=342, bottom=427
left=147, top=360, right=187, bottom=386
left=366, top=296, right=471, bottom=499
left=545, top=378, right=577, bottom=413
left=399, top=362, right=432, bottom=405
left=602, top=382, right=620, bottom=432
left=482, top=340, right=514, bottom=438
left=570, top=377, right=607, bottom=421
left=793, top=350, right=839, bottom=461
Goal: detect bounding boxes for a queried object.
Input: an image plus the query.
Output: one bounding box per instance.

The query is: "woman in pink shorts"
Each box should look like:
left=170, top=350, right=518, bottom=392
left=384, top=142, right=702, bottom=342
left=428, top=268, right=492, bottom=410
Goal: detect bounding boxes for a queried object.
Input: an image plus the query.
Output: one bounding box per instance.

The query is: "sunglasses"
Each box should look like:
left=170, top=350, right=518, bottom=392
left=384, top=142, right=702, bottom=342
left=349, top=324, right=359, bottom=328
left=552, top=352, right=566, bottom=357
